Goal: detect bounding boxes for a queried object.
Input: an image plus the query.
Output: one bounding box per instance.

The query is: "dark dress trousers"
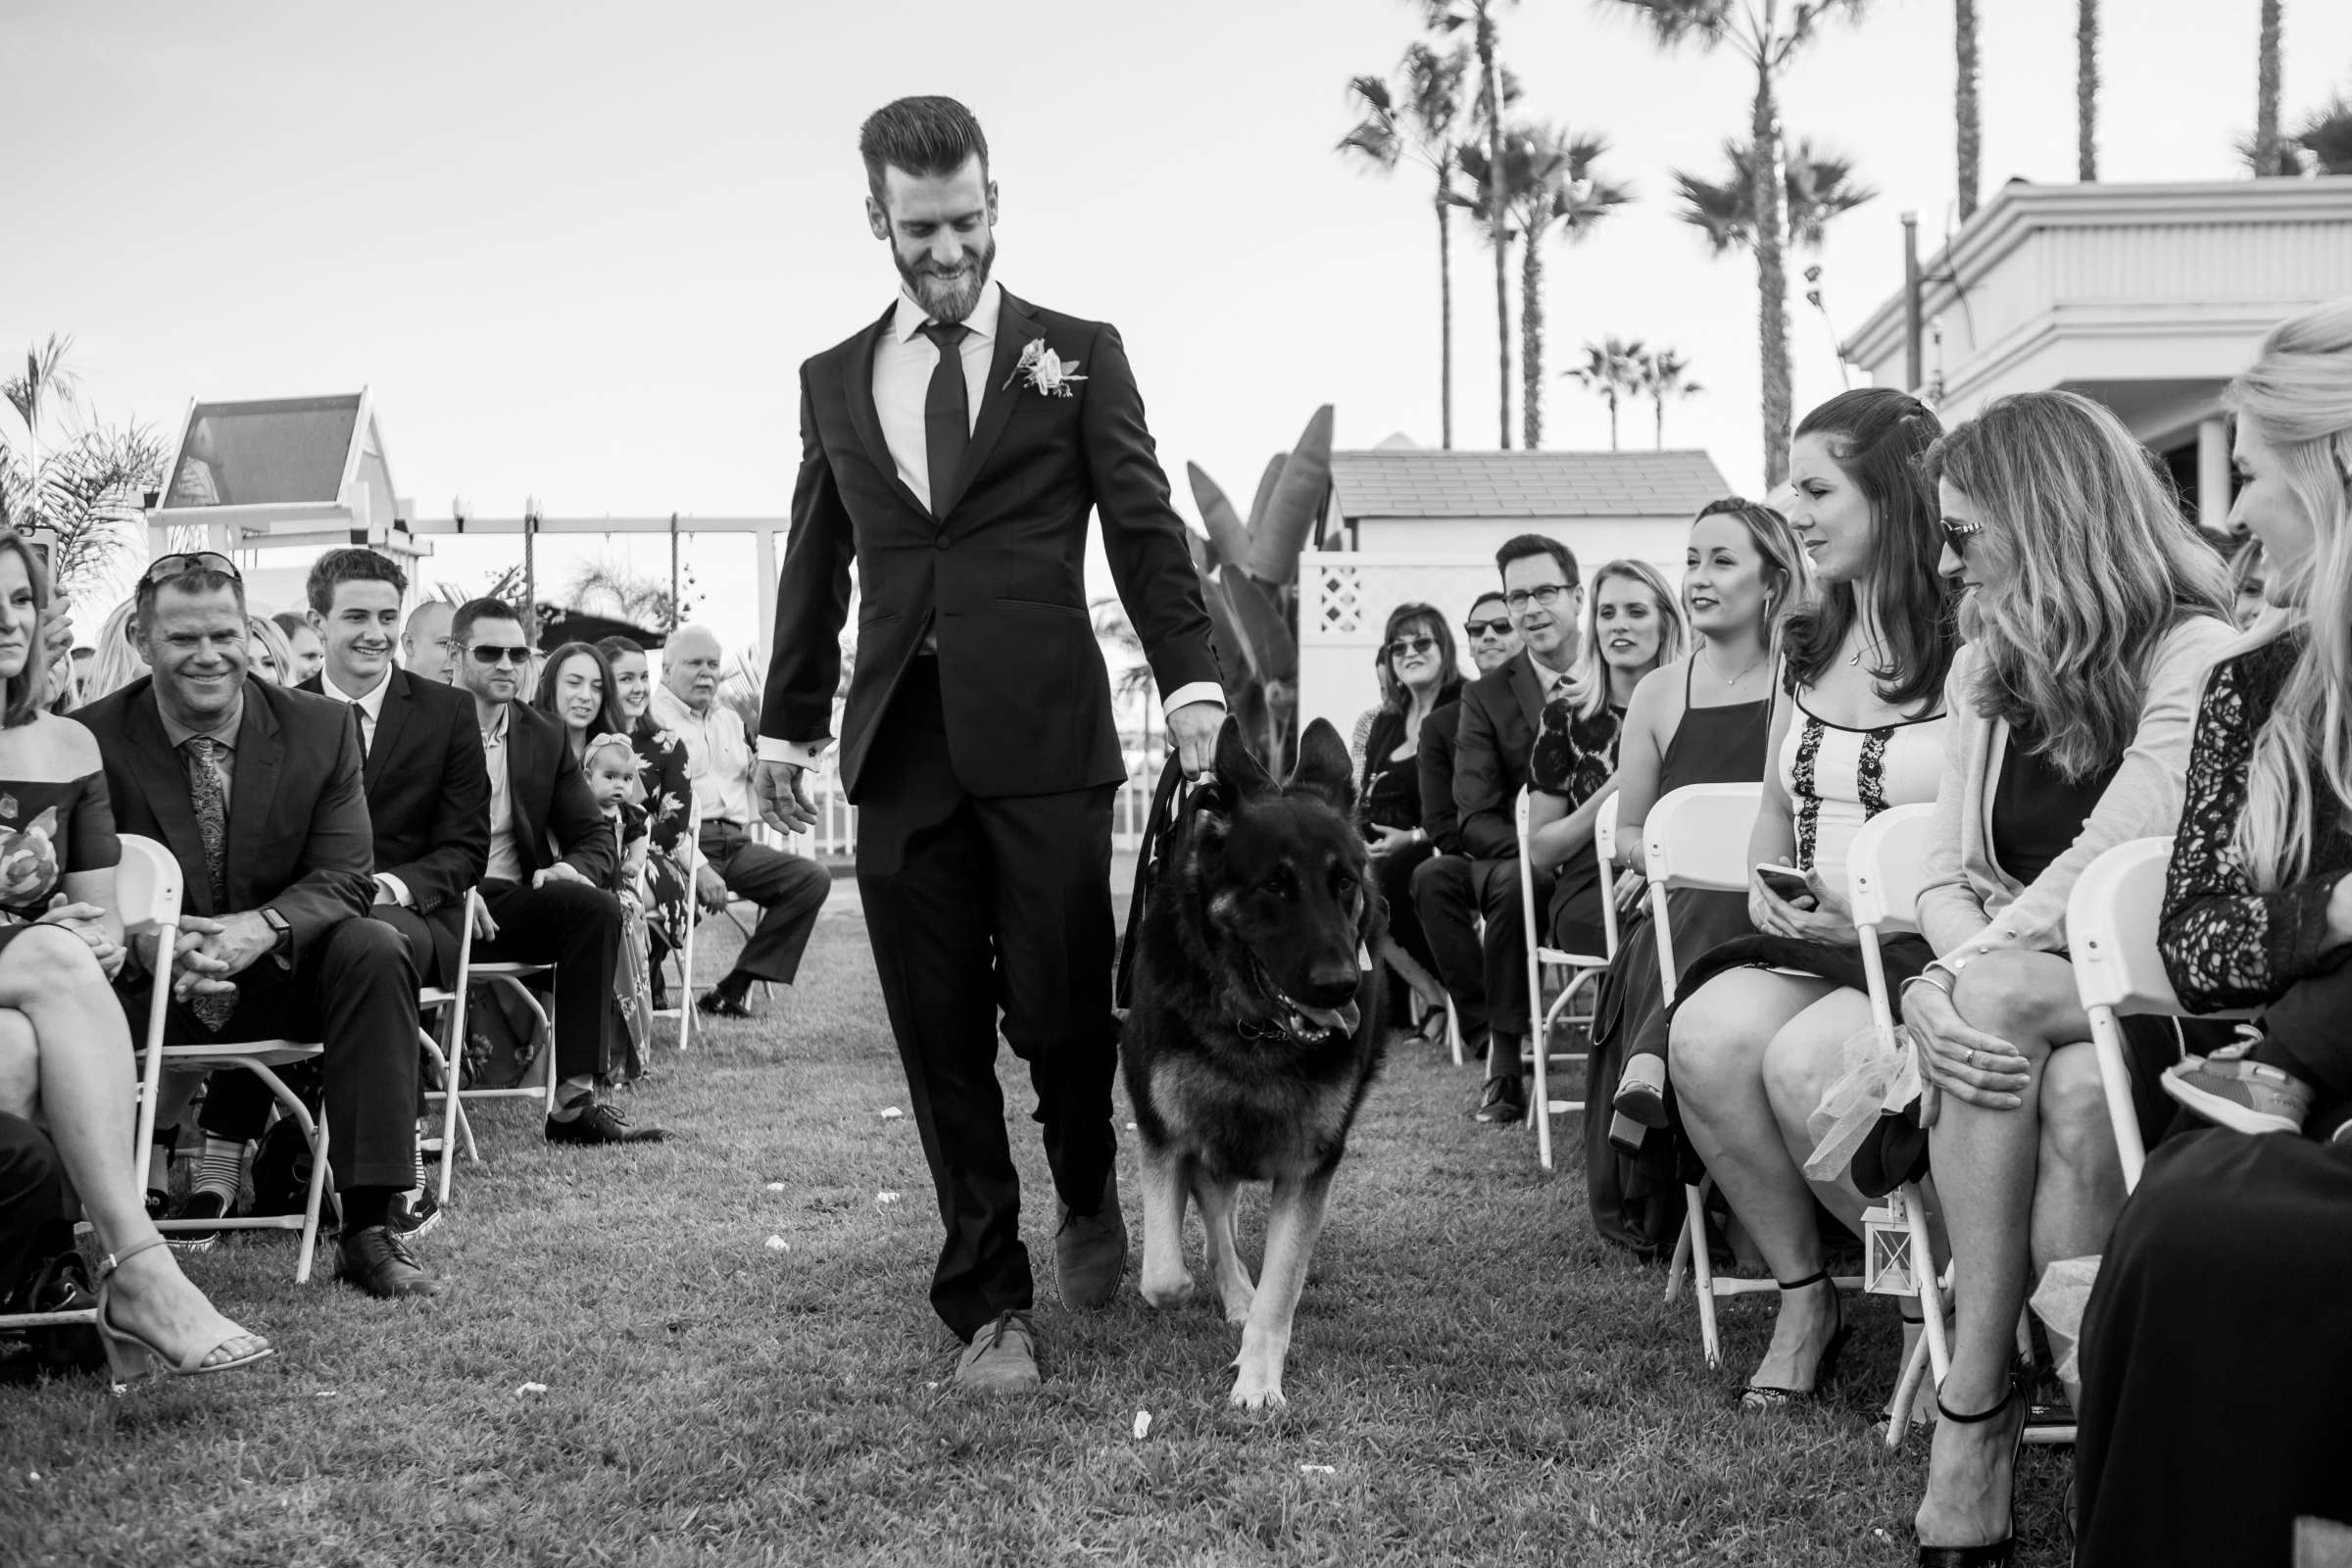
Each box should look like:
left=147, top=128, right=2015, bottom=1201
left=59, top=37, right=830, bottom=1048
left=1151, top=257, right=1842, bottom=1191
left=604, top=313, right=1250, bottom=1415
left=299, top=668, right=491, bottom=987
left=765, top=290, right=1222, bottom=1340
left=476, top=701, right=622, bottom=1087
left=81, top=677, right=419, bottom=1194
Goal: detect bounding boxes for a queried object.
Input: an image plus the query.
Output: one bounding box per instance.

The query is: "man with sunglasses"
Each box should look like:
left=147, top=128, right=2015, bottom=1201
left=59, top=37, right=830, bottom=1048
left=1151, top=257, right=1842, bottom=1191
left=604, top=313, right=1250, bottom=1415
left=450, top=598, right=661, bottom=1146
left=79, top=553, right=446, bottom=1298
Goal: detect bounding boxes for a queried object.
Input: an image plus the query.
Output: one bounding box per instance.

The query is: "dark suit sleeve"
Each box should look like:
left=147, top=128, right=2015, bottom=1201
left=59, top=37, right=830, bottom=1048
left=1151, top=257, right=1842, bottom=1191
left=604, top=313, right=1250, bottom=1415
left=551, top=755, right=618, bottom=886
left=1452, top=688, right=1517, bottom=861
left=378, top=697, right=490, bottom=913
left=269, top=719, right=375, bottom=961
left=761, top=368, right=857, bottom=747
left=1418, top=704, right=1462, bottom=855
left=1080, top=324, right=1223, bottom=699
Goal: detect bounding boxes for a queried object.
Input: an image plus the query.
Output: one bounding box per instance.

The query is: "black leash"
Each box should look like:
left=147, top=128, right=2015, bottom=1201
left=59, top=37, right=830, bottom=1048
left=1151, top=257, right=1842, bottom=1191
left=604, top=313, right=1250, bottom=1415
left=1114, top=752, right=1195, bottom=1013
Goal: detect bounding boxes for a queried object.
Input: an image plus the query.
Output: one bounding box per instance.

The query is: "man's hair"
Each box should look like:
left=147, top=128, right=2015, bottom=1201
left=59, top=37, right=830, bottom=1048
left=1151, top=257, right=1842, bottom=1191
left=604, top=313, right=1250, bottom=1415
left=858, top=95, right=989, bottom=208
left=306, top=547, right=409, bottom=615
left=451, top=597, right=523, bottom=647
left=596, top=635, right=645, bottom=664
left=1494, top=533, right=1579, bottom=588
left=133, top=564, right=244, bottom=616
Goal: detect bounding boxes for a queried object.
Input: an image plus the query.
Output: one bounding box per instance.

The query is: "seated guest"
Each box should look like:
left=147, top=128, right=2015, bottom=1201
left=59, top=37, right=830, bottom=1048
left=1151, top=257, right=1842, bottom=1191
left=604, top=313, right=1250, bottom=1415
left=600, top=635, right=692, bottom=1007
left=0, top=528, right=269, bottom=1380
left=74, top=598, right=145, bottom=707
left=270, top=611, right=323, bottom=684
left=1412, top=537, right=1587, bottom=1125
left=2071, top=298, right=2352, bottom=1568
left=535, top=641, right=627, bottom=767
left=650, top=625, right=829, bottom=1019
left=450, top=598, right=662, bottom=1144
left=1408, top=594, right=1518, bottom=1054
left=1526, top=558, right=1687, bottom=956
left=400, top=599, right=458, bottom=684
left=245, top=614, right=295, bottom=686
left=1347, top=603, right=1460, bottom=1033
left=81, top=550, right=447, bottom=1299
left=1899, top=391, right=2234, bottom=1562
left=1586, top=499, right=1807, bottom=1250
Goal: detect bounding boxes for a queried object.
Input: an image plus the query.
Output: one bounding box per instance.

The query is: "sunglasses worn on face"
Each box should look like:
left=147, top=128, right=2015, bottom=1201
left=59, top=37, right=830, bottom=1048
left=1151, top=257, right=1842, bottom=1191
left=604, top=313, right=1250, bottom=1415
left=1503, top=584, right=1571, bottom=612
left=469, top=645, right=533, bottom=665
left=1463, top=617, right=1512, bottom=639
left=1941, top=516, right=1984, bottom=558
left=145, top=551, right=243, bottom=585
left=1387, top=634, right=1438, bottom=660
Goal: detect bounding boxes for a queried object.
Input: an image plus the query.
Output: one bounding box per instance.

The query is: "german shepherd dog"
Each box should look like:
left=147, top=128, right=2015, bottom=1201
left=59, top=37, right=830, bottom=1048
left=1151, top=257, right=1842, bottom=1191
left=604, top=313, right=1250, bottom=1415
left=1121, top=715, right=1386, bottom=1408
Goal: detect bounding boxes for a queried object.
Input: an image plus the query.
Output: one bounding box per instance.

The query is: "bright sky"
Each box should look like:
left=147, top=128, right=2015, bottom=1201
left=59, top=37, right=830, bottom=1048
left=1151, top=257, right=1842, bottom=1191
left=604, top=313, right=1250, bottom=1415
left=12, top=0, right=2350, bottom=646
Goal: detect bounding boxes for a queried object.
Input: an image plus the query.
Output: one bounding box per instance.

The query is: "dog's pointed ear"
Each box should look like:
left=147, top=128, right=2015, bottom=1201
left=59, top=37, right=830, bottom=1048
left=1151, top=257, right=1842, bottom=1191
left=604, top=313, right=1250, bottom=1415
left=1287, top=717, right=1355, bottom=813
left=1213, top=715, right=1276, bottom=802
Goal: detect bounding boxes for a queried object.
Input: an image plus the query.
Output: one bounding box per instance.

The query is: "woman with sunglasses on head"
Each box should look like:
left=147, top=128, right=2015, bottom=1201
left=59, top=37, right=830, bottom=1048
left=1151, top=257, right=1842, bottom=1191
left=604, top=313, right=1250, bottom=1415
left=1899, top=391, right=2234, bottom=1566
left=1524, top=559, right=1687, bottom=957
left=0, top=533, right=270, bottom=1382
left=2069, top=301, right=2352, bottom=1567
left=1348, top=603, right=1462, bottom=1035
left=1662, top=390, right=1956, bottom=1411
left=1582, top=498, right=1811, bottom=1254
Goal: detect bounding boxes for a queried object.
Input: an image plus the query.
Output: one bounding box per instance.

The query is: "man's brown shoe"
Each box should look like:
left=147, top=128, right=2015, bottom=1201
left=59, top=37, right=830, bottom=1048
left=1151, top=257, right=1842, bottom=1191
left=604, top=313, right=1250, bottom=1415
left=953, top=1310, right=1040, bottom=1395
left=1055, top=1172, right=1127, bottom=1310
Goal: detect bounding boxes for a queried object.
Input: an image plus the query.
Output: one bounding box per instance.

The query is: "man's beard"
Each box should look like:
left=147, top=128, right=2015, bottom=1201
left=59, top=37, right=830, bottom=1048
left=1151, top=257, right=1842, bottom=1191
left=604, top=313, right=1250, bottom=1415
left=894, top=233, right=996, bottom=324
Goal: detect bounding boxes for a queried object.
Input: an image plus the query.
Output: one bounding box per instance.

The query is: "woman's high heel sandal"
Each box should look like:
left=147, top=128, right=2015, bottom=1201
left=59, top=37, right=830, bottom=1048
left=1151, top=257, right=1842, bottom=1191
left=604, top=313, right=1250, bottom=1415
left=93, top=1237, right=275, bottom=1390
left=1739, top=1269, right=1850, bottom=1408
left=1916, top=1377, right=2026, bottom=1567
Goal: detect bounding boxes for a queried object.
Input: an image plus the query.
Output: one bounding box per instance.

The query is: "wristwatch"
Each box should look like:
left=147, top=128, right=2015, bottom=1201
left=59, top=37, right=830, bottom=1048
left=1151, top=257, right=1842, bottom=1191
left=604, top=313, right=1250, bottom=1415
left=260, top=906, right=292, bottom=958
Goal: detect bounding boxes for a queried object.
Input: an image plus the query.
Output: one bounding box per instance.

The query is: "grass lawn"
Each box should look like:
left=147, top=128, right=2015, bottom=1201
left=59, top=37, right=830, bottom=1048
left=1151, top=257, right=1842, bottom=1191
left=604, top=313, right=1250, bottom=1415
left=0, top=888, right=2077, bottom=1567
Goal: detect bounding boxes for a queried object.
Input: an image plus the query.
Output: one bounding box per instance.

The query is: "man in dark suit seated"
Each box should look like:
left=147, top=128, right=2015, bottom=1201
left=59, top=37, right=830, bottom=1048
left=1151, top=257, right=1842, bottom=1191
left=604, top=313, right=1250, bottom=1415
left=1410, top=590, right=1520, bottom=1060
left=1411, top=538, right=1582, bottom=1125
left=449, top=598, right=662, bottom=1146
left=81, top=553, right=445, bottom=1298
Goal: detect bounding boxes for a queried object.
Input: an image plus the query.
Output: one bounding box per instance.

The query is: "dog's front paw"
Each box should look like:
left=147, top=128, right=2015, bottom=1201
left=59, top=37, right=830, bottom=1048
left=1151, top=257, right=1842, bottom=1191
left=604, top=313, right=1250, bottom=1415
left=1139, top=1266, right=1196, bottom=1310
left=1218, top=1281, right=1255, bottom=1325
left=1228, top=1364, right=1287, bottom=1410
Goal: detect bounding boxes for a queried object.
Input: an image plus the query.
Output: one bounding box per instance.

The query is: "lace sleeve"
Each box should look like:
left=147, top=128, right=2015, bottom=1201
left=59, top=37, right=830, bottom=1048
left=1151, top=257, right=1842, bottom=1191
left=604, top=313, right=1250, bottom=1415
left=2158, top=642, right=2339, bottom=1012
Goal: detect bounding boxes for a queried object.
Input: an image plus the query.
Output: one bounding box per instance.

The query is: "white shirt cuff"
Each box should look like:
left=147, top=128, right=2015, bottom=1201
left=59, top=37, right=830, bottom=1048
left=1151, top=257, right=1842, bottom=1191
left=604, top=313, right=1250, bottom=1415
left=757, top=736, right=828, bottom=768
left=1162, top=682, right=1225, bottom=716
left=375, top=873, right=413, bottom=908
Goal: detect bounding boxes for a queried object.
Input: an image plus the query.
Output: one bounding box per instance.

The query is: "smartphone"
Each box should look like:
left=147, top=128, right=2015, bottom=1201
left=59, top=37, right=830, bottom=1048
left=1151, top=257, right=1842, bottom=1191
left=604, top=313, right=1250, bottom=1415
left=1754, top=862, right=1818, bottom=909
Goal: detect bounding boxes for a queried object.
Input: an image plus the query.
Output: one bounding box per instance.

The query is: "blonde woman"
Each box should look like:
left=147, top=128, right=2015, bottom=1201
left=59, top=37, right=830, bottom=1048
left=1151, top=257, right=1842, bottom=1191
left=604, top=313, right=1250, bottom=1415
left=2074, top=297, right=2352, bottom=1568
left=1900, top=391, right=2235, bottom=1566
left=74, top=597, right=145, bottom=707
left=246, top=614, right=296, bottom=685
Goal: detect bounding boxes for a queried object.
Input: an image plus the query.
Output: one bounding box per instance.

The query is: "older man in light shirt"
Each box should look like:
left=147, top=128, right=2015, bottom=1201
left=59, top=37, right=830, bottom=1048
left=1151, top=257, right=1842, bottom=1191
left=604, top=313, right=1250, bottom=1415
left=651, top=625, right=830, bottom=1017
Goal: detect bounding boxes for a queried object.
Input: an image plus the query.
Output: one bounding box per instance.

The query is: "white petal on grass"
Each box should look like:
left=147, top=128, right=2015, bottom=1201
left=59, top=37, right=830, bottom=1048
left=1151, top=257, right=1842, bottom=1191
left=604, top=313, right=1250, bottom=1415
left=879, top=1106, right=903, bottom=1119
left=764, top=1182, right=786, bottom=1192
left=514, top=1382, right=550, bottom=1396
left=765, top=1235, right=790, bottom=1251
left=876, top=1191, right=901, bottom=1204
left=1298, top=1464, right=1335, bottom=1475
left=1132, top=1411, right=1152, bottom=1440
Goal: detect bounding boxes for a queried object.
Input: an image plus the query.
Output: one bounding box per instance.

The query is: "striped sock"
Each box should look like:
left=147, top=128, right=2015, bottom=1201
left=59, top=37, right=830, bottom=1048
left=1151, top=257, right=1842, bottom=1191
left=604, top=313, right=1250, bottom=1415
left=194, top=1136, right=245, bottom=1203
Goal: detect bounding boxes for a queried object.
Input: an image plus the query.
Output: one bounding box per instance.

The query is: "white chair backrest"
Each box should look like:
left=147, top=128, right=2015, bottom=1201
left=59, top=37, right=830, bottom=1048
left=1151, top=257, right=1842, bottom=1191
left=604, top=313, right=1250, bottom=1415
left=1592, top=791, right=1620, bottom=865
left=1845, top=804, right=1936, bottom=936
left=1642, top=783, right=1762, bottom=893
left=1592, top=791, right=1622, bottom=956
left=115, top=835, right=185, bottom=931
left=2066, top=837, right=2189, bottom=1017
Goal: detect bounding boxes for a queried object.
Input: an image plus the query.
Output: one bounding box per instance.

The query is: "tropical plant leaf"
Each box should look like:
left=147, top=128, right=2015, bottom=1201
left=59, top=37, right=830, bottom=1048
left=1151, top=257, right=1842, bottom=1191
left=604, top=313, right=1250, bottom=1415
left=1184, top=525, right=1217, bottom=577
left=1186, top=463, right=1254, bottom=569
left=1195, top=569, right=1256, bottom=689
left=1245, top=406, right=1334, bottom=585
left=1222, top=570, right=1298, bottom=682
left=1245, top=454, right=1286, bottom=536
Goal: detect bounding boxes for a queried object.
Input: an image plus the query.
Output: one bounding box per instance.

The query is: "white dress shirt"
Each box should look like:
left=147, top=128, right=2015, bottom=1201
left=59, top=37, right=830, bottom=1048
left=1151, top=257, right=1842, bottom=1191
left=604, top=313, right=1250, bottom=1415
left=757, top=278, right=1221, bottom=766
left=322, top=666, right=411, bottom=906
left=651, top=684, right=755, bottom=830
left=480, top=703, right=522, bottom=885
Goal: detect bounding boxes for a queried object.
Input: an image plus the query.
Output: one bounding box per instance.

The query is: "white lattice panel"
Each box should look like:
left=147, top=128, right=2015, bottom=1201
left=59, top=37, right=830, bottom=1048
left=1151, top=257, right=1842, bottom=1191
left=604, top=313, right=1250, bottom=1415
left=1298, top=552, right=1509, bottom=739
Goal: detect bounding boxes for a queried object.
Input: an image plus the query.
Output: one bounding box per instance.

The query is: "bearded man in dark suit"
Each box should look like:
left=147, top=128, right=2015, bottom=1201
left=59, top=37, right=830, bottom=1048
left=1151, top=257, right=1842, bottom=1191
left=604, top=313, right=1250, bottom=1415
left=754, top=96, right=1225, bottom=1395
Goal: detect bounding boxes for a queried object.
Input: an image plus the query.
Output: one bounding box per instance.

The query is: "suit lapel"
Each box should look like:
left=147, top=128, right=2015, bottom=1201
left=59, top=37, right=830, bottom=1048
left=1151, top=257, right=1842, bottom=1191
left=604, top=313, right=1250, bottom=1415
left=935, top=291, right=1035, bottom=523
left=125, top=693, right=213, bottom=914
left=367, top=672, right=412, bottom=790
left=844, top=304, right=934, bottom=522
left=226, top=691, right=285, bottom=909
left=507, top=707, right=546, bottom=871
left=1511, top=653, right=1547, bottom=733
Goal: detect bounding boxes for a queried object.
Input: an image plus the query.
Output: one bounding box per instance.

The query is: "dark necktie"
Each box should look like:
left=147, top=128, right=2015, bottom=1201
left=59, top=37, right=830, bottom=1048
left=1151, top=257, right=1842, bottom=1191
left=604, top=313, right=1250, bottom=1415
left=351, top=700, right=369, bottom=758
left=181, top=737, right=236, bottom=1033
left=919, top=320, right=971, bottom=517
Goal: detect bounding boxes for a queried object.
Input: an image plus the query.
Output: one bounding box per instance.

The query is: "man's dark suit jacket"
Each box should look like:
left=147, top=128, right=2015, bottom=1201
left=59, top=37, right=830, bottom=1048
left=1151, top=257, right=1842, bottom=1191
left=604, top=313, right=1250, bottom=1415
left=79, top=677, right=372, bottom=959
left=765, top=289, right=1223, bottom=801
left=1418, top=694, right=1467, bottom=856
left=493, top=701, right=615, bottom=887
left=298, top=668, right=490, bottom=914
left=1451, top=650, right=1552, bottom=862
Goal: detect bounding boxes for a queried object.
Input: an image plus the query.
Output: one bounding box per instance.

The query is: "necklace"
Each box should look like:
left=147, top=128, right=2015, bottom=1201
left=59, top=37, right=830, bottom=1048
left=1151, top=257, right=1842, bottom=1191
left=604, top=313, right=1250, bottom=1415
left=1699, top=646, right=1766, bottom=691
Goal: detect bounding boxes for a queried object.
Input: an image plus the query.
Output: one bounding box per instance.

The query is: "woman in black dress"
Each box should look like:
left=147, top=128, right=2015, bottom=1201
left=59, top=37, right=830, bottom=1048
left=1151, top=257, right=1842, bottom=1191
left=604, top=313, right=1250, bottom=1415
left=0, top=528, right=269, bottom=1383
left=1348, top=602, right=1459, bottom=1031
left=2075, top=300, right=2352, bottom=1565
left=601, top=637, right=693, bottom=1004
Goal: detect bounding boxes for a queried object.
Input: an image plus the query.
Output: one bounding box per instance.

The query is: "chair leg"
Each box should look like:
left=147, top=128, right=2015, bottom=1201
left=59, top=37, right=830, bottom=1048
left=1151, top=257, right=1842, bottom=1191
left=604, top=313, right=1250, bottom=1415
left=1446, top=998, right=1463, bottom=1068
left=1664, top=1206, right=1693, bottom=1305
left=1903, top=1183, right=1951, bottom=1385
left=1886, top=1325, right=1935, bottom=1452
left=295, top=1117, right=331, bottom=1285
left=1689, top=1182, right=1724, bottom=1369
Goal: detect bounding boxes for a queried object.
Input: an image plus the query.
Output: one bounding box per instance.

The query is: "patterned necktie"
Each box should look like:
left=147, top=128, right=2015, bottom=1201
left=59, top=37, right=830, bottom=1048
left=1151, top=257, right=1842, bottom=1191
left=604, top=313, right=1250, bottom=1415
left=919, top=320, right=971, bottom=517
left=181, top=737, right=236, bottom=1033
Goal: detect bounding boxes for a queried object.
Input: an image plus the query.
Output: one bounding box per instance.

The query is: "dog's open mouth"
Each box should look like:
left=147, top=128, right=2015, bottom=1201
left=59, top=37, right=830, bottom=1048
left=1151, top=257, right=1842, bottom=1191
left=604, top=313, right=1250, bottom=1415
left=1245, top=956, right=1360, bottom=1042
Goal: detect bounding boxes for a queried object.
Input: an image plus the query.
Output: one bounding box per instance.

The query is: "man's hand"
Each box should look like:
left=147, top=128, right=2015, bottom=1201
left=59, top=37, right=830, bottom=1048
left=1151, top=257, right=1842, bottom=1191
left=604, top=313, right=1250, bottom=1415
left=756, top=759, right=816, bottom=835
left=533, top=863, right=590, bottom=889
left=191, top=910, right=279, bottom=980
left=1167, top=700, right=1225, bottom=782
left=470, top=899, right=501, bottom=943
left=693, top=865, right=730, bottom=916
left=1366, top=824, right=1415, bottom=862
left=156, top=914, right=238, bottom=1003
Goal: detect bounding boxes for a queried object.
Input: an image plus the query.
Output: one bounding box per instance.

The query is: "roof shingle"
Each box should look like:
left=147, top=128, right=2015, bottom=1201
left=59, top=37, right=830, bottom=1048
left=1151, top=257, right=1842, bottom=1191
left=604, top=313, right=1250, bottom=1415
left=1330, top=450, right=1731, bottom=520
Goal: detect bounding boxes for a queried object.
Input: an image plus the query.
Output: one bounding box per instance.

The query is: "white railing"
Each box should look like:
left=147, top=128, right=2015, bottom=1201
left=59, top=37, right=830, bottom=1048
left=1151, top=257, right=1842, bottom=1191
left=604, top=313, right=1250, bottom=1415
left=781, top=769, right=1163, bottom=859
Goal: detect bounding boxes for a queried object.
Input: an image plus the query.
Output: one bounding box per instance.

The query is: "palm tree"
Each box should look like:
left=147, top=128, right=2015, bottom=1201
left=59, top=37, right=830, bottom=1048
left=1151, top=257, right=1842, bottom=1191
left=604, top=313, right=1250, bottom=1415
left=1339, top=42, right=1473, bottom=447
left=1566, top=338, right=1647, bottom=449
left=2077, top=0, right=2099, bottom=180
left=2297, top=91, right=2352, bottom=174
left=1, top=334, right=166, bottom=594
left=1609, top=0, right=1872, bottom=488
left=1955, top=0, right=1982, bottom=220
left=2253, top=0, right=2286, bottom=174
left=1672, top=137, right=1876, bottom=251
left=1633, top=347, right=1703, bottom=449
left=1421, top=0, right=1519, bottom=448
left=1459, top=125, right=1632, bottom=449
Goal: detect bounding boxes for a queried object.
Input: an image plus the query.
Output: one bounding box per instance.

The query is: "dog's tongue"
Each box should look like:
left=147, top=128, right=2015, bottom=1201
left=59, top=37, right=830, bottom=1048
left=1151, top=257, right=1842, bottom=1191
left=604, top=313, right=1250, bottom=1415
left=1298, top=1001, right=1360, bottom=1036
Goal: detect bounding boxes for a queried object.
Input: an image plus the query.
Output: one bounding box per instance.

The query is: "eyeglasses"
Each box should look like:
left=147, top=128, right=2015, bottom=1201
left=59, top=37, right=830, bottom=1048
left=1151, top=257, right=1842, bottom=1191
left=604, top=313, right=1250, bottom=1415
left=1503, top=584, right=1573, bottom=612
left=144, top=551, right=242, bottom=585
left=468, top=644, right=533, bottom=666
left=1463, top=616, right=1512, bottom=639
left=1940, top=515, right=1984, bottom=558
left=1386, top=634, right=1438, bottom=660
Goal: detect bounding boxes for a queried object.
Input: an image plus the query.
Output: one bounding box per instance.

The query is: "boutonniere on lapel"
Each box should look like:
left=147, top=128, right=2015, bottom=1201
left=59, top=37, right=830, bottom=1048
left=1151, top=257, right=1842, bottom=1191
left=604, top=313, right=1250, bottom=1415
left=1006, top=338, right=1086, bottom=398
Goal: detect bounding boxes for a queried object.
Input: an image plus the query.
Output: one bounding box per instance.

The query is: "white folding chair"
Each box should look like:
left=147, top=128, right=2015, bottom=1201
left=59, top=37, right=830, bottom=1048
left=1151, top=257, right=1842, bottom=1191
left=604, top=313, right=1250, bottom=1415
left=420, top=889, right=559, bottom=1201
left=120, top=836, right=332, bottom=1284
left=652, top=796, right=704, bottom=1054
left=1516, top=788, right=1619, bottom=1171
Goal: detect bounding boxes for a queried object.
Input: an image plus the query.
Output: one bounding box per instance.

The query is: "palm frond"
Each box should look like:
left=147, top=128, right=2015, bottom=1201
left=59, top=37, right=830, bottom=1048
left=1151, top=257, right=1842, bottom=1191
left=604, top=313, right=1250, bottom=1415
left=1671, top=135, right=1872, bottom=253
left=2296, top=92, right=2352, bottom=175
left=1602, top=0, right=1735, bottom=50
